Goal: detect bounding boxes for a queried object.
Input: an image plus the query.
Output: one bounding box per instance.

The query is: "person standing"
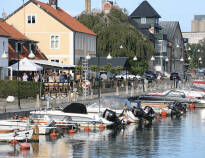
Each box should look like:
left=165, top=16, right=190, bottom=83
left=22, top=73, right=28, bottom=81
left=27, top=72, right=33, bottom=81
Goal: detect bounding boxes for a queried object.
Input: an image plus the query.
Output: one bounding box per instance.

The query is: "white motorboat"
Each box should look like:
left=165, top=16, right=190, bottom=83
left=0, top=119, right=56, bottom=135
left=0, top=128, right=33, bottom=142
left=87, top=96, right=156, bottom=123
left=30, top=103, right=119, bottom=128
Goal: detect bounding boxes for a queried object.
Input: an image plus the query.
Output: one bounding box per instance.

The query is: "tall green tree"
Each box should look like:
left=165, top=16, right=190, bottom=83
left=76, top=8, right=155, bottom=74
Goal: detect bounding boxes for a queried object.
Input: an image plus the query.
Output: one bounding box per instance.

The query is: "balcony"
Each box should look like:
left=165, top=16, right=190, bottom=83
left=154, top=34, right=167, bottom=40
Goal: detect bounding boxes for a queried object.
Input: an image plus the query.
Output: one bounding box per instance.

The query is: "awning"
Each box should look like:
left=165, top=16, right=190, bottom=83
left=9, top=58, right=43, bottom=71
left=32, top=60, right=75, bottom=69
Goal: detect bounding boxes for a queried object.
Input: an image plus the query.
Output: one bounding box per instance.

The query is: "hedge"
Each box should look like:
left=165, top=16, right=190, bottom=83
left=0, top=80, right=40, bottom=98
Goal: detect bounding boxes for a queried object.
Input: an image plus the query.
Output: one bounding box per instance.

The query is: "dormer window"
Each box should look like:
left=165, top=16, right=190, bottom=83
left=141, top=17, right=146, bottom=24
left=27, top=15, right=36, bottom=24
left=15, top=42, right=23, bottom=53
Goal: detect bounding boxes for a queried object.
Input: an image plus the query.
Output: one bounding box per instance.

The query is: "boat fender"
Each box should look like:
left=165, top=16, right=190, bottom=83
left=189, top=103, right=195, bottom=109
left=84, top=126, right=91, bottom=132
left=20, top=142, right=30, bottom=150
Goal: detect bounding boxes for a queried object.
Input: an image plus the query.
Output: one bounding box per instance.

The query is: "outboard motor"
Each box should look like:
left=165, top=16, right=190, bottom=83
left=103, top=109, right=121, bottom=125
left=169, top=102, right=186, bottom=118
left=132, top=106, right=145, bottom=119
left=143, top=106, right=155, bottom=122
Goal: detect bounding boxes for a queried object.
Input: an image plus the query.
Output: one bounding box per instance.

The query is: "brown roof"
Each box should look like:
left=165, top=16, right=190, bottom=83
left=33, top=0, right=96, bottom=36
left=8, top=44, right=47, bottom=61
left=0, top=20, right=28, bottom=40
left=0, top=25, right=10, bottom=37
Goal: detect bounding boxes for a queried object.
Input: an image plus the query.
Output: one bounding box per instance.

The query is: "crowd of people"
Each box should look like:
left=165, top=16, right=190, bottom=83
left=22, top=71, right=73, bottom=83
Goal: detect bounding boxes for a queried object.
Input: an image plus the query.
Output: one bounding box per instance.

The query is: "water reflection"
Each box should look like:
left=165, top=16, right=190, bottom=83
left=2, top=109, right=205, bottom=157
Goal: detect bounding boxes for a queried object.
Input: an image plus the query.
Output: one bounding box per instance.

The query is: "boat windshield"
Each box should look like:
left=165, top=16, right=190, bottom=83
left=88, top=96, right=130, bottom=110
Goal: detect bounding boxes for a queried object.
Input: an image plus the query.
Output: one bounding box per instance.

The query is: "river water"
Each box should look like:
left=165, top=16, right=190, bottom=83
left=1, top=109, right=205, bottom=158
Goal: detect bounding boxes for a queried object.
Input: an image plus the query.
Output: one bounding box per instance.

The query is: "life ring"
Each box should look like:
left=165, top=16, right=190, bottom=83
left=82, top=80, right=91, bottom=89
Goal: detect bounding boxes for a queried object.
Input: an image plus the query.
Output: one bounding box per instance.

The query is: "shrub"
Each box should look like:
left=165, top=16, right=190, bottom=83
left=0, top=80, right=40, bottom=98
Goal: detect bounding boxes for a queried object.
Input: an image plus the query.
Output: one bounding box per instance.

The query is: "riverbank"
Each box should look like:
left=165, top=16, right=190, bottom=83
left=0, top=79, right=190, bottom=113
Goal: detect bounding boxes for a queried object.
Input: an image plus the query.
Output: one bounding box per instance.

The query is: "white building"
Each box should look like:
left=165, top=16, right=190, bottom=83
left=0, top=28, right=9, bottom=80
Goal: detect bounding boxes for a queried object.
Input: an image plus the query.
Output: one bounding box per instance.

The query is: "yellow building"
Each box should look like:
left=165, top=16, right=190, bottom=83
left=6, top=0, right=96, bottom=65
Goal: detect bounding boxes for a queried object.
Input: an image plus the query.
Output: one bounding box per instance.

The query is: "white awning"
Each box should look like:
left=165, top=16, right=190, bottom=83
left=9, top=58, right=43, bottom=71
left=32, top=60, right=75, bottom=69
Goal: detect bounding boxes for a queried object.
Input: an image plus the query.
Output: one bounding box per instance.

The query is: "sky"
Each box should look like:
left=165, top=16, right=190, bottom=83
left=1, top=0, right=205, bottom=32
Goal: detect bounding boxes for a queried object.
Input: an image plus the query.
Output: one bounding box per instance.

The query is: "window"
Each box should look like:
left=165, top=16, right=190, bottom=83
left=32, top=15, right=35, bottom=23
left=141, top=17, right=146, bottom=24
left=51, top=59, right=59, bottom=62
left=27, top=15, right=36, bottom=24
left=50, top=35, right=60, bottom=49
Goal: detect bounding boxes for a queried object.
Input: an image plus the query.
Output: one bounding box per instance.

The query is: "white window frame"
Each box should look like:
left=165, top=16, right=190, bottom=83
left=141, top=17, right=146, bottom=24
left=26, top=14, right=36, bottom=24
left=51, top=59, right=59, bottom=63
left=50, top=34, right=60, bottom=50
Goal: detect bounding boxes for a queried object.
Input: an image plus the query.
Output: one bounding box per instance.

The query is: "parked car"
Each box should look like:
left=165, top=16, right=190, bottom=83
left=170, top=72, right=180, bottom=80
left=143, top=71, right=157, bottom=80
left=115, top=74, right=141, bottom=80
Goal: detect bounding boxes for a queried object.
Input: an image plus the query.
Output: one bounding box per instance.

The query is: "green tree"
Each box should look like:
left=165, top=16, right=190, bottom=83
left=75, top=65, right=83, bottom=75
left=76, top=8, right=155, bottom=74
left=89, top=65, right=99, bottom=79
left=187, top=41, right=205, bottom=69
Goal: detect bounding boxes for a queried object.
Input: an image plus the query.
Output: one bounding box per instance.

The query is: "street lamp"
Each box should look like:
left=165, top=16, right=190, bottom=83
left=107, top=53, right=112, bottom=59
left=86, top=54, right=91, bottom=60
left=199, top=57, right=202, bottom=69
left=188, top=56, right=191, bottom=61
left=28, top=50, right=35, bottom=59
left=151, top=56, right=155, bottom=71
left=151, top=56, right=155, bottom=61
left=133, top=55, right=137, bottom=61
left=165, top=57, right=169, bottom=74
left=180, top=57, right=184, bottom=62
left=1, top=50, right=8, bottom=58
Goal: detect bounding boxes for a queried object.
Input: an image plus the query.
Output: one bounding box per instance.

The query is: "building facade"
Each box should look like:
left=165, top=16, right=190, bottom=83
left=192, top=15, right=205, bottom=32
left=0, top=27, right=9, bottom=80
left=129, top=1, right=184, bottom=74
left=159, top=21, right=184, bottom=73
left=6, top=0, right=96, bottom=65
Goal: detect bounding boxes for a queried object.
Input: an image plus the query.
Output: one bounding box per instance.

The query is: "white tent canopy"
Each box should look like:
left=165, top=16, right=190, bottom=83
left=32, top=60, right=75, bottom=69
left=9, top=58, right=43, bottom=71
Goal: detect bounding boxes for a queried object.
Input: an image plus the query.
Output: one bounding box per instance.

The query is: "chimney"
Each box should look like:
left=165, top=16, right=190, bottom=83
left=49, top=0, right=58, bottom=9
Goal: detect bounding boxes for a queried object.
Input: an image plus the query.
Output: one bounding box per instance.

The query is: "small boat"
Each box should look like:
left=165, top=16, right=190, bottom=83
left=0, top=119, right=56, bottom=135
left=87, top=96, right=156, bottom=123
left=0, top=128, right=33, bottom=142
left=30, top=103, right=119, bottom=129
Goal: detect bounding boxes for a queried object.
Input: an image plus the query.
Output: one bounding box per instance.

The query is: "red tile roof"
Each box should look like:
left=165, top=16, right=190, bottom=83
left=0, top=20, right=28, bottom=40
left=33, top=0, right=96, bottom=36
left=0, top=25, right=10, bottom=37
left=8, top=44, right=47, bottom=61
